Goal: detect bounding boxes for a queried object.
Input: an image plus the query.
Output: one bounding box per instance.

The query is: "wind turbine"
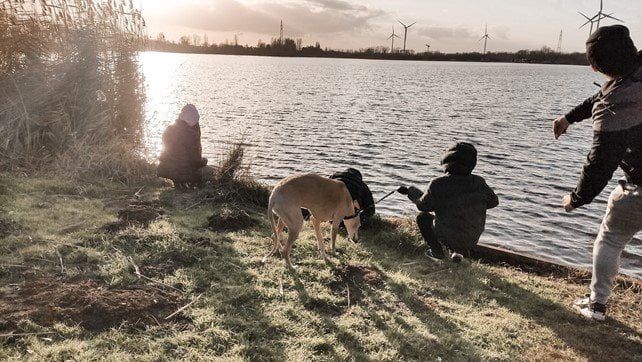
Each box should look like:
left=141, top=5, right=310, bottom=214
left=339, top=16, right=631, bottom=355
left=398, top=20, right=416, bottom=54
left=425, top=43, right=431, bottom=53
left=387, top=26, right=400, bottom=53
left=579, top=0, right=623, bottom=35
left=479, top=24, right=490, bottom=54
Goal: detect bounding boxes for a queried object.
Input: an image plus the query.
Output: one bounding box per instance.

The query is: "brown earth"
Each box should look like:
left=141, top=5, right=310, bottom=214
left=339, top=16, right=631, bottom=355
left=330, top=265, right=384, bottom=305
left=103, top=199, right=164, bottom=232
left=0, top=218, right=20, bottom=238
left=206, top=207, right=258, bottom=232
left=0, top=276, right=183, bottom=332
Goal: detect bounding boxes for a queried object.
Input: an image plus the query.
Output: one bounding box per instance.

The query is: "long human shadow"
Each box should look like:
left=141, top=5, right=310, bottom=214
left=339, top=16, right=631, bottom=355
left=452, top=267, right=642, bottom=360
left=368, top=267, right=487, bottom=360
left=289, top=272, right=365, bottom=360
left=188, top=234, right=290, bottom=360
left=289, top=260, right=487, bottom=360
left=357, top=218, right=642, bottom=359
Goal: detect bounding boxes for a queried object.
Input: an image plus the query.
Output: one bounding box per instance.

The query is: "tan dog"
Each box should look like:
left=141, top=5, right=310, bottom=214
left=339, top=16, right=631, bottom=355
left=263, top=173, right=361, bottom=268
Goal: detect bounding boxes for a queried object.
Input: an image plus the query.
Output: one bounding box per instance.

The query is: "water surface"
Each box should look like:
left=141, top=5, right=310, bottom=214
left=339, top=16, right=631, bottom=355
left=141, top=52, right=641, bottom=277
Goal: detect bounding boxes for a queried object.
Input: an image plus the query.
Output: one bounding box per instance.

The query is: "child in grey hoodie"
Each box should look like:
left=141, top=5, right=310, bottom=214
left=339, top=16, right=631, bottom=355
left=398, top=142, right=498, bottom=261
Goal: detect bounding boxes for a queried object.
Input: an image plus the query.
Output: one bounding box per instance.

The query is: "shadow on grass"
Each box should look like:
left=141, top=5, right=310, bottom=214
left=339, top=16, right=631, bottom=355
left=359, top=217, right=642, bottom=359
left=289, top=263, right=486, bottom=360
left=456, top=268, right=642, bottom=360
left=175, top=238, right=289, bottom=360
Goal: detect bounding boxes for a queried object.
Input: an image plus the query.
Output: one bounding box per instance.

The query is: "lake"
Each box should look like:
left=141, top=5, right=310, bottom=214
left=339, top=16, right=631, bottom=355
left=140, top=51, right=641, bottom=277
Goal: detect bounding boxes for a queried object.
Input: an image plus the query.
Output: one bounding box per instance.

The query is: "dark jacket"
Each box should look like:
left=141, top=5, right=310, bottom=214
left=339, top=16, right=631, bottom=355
left=407, top=143, right=498, bottom=250
left=157, top=120, right=206, bottom=183
left=330, top=168, right=375, bottom=220
left=564, top=65, right=642, bottom=208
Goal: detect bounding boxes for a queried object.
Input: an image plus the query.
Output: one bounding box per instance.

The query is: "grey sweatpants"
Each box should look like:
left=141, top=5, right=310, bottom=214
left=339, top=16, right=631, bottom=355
left=590, top=184, right=642, bottom=304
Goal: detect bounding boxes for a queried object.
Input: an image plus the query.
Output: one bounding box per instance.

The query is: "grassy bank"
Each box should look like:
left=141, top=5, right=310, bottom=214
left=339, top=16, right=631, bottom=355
left=1, top=173, right=641, bottom=361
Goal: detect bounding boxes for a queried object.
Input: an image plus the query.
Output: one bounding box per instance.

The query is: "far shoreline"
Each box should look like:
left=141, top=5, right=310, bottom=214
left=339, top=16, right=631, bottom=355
left=143, top=40, right=589, bottom=67
left=141, top=48, right=591, bottom=68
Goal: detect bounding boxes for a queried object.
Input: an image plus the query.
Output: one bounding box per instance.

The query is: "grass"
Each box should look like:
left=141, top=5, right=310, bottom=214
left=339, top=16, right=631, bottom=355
left=0, top=172, right=641, bottom=361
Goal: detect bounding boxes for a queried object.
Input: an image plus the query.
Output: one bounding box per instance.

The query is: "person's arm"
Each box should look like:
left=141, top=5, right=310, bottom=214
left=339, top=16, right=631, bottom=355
left=185, top=126, right=204, bottom=168
left=486, top=185, right=499, bottom=209
left=553, top=93, right=600, bottom=140
left=407, top=186, right=435, bottom=212
left=565, top=93, right=599, bottom=124
left=568, top=130, right=628, bottom=209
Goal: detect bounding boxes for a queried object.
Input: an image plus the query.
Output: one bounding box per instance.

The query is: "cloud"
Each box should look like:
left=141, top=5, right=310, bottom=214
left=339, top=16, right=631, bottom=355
left=164, top=0, right=385, bottom=37
left=416, top=25, right=477, bottom=40
left=305, top=0, right=368, bottom=12
left=491, top=25, right=510, bottom=40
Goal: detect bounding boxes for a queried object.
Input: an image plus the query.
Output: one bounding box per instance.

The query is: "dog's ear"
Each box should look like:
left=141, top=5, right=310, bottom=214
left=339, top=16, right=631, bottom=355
left=353, top=200, right=360, bottom=209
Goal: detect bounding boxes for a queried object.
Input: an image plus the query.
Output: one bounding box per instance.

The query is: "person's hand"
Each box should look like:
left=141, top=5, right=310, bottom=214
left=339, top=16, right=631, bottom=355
left=397, top=186, right=409, bottom=195
left=562, top=194, right=575, bottom=212
left=553, top=116, right=570, bottom=140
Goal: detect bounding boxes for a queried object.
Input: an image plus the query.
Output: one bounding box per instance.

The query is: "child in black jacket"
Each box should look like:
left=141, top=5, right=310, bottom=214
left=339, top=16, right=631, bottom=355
left=398, top=142, right=498, bottom=262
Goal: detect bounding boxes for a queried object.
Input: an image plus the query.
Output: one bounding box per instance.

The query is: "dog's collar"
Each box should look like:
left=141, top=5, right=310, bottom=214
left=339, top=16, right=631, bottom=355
left=344, top=208, right=362, bottom=220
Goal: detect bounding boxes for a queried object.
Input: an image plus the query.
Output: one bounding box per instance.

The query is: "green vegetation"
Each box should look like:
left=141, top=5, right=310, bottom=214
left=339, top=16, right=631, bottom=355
left=1, top=172, right=641, bottom=361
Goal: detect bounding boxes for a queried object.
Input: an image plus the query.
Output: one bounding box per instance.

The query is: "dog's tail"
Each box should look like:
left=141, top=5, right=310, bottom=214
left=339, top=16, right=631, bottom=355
left=262, top=198, right=280, bottom=263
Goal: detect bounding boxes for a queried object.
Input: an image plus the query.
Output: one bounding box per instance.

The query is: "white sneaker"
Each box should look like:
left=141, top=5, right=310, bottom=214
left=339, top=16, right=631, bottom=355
left=450, top=252, right=463, bottom=264
left=573, top=297, right=606, bottom=321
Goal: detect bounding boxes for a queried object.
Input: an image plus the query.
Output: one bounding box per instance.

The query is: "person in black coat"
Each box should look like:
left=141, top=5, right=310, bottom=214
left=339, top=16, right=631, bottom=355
left=329, top=168, right=375, bottom=223
left=157, top=104, right=214, bottom=188
left=301, top=168, right=375, bottom=227
left=398, top=142, right=498, bottom=262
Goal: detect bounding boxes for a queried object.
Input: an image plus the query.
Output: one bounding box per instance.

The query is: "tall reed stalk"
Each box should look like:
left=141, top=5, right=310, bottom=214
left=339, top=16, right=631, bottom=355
left=0, top=0, right=151, bottom=181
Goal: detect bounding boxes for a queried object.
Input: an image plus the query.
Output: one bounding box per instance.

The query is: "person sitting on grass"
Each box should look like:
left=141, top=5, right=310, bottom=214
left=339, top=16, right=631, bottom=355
left=330, top=168, right=375, bottom=225
left=398, top=142, right=498, bottom=263
left=157, top=104, right=214, bottom=189
left=551, top=25, right=642, bottom=321
left=301, top=167, right=375, bottom=229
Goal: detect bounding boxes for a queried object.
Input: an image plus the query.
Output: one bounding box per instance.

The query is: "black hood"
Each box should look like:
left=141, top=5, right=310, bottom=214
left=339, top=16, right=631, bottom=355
left=441, top=142, right=477, bottom=176
left=343, top=168, right=363, bottom=181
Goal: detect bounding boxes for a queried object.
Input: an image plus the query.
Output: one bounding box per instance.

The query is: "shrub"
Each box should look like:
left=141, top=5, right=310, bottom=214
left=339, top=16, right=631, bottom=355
left=0, top=0, right=148, bottom=181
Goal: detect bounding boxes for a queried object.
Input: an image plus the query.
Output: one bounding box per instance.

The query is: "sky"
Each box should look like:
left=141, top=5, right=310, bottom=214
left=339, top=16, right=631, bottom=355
left=141, top=0, right=642, bottom=53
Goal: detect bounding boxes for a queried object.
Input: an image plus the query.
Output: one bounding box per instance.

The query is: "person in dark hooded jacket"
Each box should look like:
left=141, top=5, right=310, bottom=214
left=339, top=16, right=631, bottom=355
left=301, top=168, right=375, bottom=227
left=157, top=104, right=214, bottom=188
left=398, top=142, right=498, bottom=261
left=329, top=168, right=375, bottom=223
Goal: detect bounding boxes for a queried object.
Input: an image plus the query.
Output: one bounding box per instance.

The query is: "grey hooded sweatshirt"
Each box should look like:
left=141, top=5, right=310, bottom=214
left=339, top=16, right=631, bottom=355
left=565, top=65, right=642, bottom=208
left=406, top=142, right=499, bottom=250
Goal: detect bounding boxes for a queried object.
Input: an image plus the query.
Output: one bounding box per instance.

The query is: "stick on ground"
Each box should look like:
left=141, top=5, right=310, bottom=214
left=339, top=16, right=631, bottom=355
left=346, top=282, right=351, bottom=309
left=54, top=247, right=65, bottom=274
left=165, top=293, right=203, bottom=320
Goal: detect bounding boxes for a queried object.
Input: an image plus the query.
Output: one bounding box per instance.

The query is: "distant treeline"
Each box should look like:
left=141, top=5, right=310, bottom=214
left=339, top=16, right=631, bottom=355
left=146, top=35, right=588, bottom=66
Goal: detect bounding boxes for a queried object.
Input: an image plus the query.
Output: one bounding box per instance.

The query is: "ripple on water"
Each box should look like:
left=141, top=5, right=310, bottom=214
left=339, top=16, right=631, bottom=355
left=141, top=53, right=641, bottom=278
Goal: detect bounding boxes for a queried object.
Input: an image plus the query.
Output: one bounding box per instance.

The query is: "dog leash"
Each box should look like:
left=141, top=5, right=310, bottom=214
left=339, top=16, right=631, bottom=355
left=345, top=188, right=398, bottom=219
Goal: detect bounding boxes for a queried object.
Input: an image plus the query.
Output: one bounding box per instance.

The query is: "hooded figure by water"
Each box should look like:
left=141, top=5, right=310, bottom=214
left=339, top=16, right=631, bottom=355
left=401, top=142, right=499, bottom=258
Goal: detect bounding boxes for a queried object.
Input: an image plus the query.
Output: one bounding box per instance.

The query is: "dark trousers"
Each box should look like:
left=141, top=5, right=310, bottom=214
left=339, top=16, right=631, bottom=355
left=416, top=212, right=445, bottom=257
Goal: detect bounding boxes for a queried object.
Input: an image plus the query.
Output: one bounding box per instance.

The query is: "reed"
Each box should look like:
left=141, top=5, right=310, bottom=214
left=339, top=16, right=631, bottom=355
left=0, top=0, right=148, bottom=181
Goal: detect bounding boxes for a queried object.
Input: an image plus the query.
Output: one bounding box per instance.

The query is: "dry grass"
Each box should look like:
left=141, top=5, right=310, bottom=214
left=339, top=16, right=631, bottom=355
left=0, top=0, right=149, bottom=182
left=216, top=142, right=249, bottom=183
left=0, top=173, right=640, bottom=361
